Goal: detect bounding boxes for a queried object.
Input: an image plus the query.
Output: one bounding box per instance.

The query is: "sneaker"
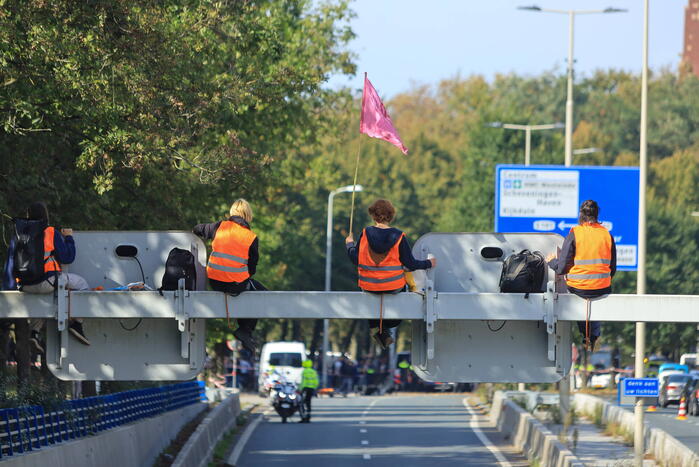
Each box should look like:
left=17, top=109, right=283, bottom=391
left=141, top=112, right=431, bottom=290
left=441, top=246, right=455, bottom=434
left=582, top=337, right=598, bottom=353
left=372, top=330, right=394, bottom=350
left=233, top=328, right=258, bottom=354
left=29, top=331, right=44, bottom=354
left=69, top=321, right=90, bottom=346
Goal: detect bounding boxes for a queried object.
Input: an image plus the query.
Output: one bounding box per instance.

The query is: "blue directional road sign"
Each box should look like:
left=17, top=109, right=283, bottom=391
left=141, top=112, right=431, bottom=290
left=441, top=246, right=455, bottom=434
left=621, top=378, right=659, bottom=398
left=495, top=165, right=639, bottom=271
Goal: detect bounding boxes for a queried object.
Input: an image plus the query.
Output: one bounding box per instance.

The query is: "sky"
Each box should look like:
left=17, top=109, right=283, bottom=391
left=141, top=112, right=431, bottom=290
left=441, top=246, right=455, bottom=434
left=327, top=0, right=686, bottom=97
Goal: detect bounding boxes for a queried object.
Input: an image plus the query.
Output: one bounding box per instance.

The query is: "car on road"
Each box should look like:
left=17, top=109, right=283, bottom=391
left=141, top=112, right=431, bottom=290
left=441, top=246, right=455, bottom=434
left=589, top=372, right=612, bottom=389
left=687, top=377, right=699, bottom=416
left=658, top=373, right=694, bottom=408
left=658, top=363, right=689, bottom=375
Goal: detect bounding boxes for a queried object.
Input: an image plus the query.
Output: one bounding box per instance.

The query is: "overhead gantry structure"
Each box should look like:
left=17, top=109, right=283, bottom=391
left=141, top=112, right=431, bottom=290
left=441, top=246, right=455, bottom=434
left=0, top=231, right=696, bottom=382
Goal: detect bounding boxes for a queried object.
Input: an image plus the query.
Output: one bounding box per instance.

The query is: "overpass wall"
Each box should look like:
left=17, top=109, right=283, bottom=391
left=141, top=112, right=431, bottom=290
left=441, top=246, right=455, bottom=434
left=491, top=391, right=583, bottom=467
left=171, top=388, right=241, bottom=467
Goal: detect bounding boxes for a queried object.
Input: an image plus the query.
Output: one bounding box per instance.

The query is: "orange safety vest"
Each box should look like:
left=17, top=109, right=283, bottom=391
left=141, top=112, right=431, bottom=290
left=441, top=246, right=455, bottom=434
left=43, top=226, right=61, bottom=273
left=206, top=221, right=257, bottom=283
left=357, top=228, right=406, bottom=292
left=566, top=223, right=612, bottom=290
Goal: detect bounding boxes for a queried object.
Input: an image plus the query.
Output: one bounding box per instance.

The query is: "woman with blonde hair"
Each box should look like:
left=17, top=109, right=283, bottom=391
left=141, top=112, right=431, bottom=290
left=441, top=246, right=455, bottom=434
left=194, top=199, right=266, bottom=353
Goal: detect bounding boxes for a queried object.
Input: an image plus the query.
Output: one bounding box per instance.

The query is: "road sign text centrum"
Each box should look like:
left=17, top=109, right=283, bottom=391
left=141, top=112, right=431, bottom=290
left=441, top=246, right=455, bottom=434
left=622, top=378, right=659, bottom=397
left=494, top=165, right=640, bottom=271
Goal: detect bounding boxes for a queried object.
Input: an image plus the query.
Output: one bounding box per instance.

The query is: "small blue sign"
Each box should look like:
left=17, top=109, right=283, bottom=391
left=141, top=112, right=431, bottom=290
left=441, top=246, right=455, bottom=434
left=622, top=378, right=659, bottom=397
left=494, top=165, right=640, bottom=271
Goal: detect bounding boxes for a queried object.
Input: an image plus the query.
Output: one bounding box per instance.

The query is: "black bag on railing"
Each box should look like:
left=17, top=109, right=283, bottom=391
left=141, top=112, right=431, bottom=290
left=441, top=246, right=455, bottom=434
left=499, top=249, right=546, bottom=296
left=159, top=248, right=196, bottom=292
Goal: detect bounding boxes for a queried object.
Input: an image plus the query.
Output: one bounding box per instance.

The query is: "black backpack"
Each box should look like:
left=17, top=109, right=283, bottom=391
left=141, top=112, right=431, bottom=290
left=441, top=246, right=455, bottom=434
left=159, top=248, right=196, bottom=291
left=499, top=249, right=546, bottom=296
left=12, top=218, right=49, bottom=284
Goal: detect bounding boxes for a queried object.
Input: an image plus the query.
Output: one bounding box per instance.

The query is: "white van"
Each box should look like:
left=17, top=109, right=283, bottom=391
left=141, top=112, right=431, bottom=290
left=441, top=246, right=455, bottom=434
left=258, top=341, right=307, bottom=393
left=680, top=353, right=697, bottom=369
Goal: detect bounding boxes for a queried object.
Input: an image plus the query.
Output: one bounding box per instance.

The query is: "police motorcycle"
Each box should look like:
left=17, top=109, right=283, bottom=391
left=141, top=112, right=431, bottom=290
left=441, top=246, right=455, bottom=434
left=270, top=373, right=306, bottom=423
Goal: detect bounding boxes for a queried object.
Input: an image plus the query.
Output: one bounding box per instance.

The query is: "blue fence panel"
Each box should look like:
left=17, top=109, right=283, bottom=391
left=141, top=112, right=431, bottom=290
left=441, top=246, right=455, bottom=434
left=0, top=381, right=207, bottom=458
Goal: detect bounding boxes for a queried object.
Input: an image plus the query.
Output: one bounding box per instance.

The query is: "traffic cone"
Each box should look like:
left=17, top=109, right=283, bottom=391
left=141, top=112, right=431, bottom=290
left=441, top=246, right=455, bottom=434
left=646, top=403, right=657, bottom=412
left=676, top=396, right=688, bottom=420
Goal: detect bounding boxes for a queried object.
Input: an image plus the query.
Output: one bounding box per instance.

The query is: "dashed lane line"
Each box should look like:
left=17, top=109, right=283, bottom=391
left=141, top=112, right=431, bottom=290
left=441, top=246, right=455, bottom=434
left=359, top=398, right=379, bottom=461
left=362, top=398, right=380, bottom=417
left=462, top=398, right=512, bottom=467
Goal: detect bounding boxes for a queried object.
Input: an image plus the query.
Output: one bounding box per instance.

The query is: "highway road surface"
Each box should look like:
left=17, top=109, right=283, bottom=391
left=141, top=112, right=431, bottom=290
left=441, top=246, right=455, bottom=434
left=644, top=404, right=699, bottom=453
left=233, top=394, right=527, bottom=466
left=603, top=395, right=699, bottom=454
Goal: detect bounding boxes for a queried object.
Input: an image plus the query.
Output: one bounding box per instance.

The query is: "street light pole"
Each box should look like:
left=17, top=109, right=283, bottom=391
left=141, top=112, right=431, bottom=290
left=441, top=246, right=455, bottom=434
left=635, top=1, right=649, bottom=465
left=565, top=10, right=575, bottom=166
left=487, top=122, right=564, bottom=165
left=518, top=6, right=627, bottom=167
left=323, top=184, right=363, bottom=389
left=525, top=126, right=532, bottom=166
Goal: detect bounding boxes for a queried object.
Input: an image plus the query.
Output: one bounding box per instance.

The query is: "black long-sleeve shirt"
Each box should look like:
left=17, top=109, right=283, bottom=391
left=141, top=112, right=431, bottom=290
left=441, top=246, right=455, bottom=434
left=548, top=227, right=617, bottom=298
left=346, top=226, right=432, bottom=271
left=193, top=216, right=259, bottom=276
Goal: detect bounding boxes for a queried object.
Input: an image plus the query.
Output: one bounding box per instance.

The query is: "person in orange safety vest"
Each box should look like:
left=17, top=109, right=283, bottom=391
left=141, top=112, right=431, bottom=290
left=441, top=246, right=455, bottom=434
left=547, top=200, right=617, bottom=351
left=193, top=199, right=267, bottom=353
left=345, top=199, right=436, bottom=349
left=9, top=202, right=92, bottom=347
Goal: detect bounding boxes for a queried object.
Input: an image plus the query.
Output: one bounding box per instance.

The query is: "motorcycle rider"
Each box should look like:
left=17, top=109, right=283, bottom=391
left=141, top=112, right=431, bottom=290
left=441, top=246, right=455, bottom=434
left=299, top=359, right=319, bottom=423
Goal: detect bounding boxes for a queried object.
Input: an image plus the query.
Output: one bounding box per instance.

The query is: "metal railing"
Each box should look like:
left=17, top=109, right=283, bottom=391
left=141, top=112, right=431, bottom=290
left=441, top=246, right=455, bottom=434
left=0, top=381, right=205, bottom=458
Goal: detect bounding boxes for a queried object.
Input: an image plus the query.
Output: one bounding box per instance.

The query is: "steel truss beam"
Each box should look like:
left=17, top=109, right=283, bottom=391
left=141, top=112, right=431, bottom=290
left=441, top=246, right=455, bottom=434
left=0, top=290, right=696, bottom=322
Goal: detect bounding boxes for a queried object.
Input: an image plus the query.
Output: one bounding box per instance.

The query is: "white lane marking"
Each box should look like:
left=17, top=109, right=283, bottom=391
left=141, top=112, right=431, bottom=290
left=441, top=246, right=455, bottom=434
left=362, top=398, right=379, bottom=417
left=462, top=398, right=512, bottom=467
left=360, top=399, right=378, bottom=460
left=227, top=409, right=272, bottom=466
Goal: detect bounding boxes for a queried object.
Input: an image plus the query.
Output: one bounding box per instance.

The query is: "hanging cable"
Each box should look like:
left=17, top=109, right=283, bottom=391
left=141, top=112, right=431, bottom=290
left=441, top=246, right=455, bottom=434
left=486, top=320, right=507, bottom=332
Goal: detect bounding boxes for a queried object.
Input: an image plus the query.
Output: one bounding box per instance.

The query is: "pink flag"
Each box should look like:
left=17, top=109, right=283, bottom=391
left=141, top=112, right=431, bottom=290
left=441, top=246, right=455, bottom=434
left=359, top=73, right=408, bottom=155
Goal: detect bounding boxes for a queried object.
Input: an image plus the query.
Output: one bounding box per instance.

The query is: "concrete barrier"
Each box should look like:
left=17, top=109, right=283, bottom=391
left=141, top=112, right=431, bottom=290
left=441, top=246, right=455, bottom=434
left=491, top=391, right=584, bottom=467
left=1, top=402, right=206, bottom=467
left=171, top=388, right=241, bottom=467
left=574, top=393, right=699, bottom=467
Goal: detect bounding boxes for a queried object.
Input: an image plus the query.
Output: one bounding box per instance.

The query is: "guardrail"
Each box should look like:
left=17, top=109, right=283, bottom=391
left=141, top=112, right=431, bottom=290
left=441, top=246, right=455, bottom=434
left=0, top=381, right=205, bottom=459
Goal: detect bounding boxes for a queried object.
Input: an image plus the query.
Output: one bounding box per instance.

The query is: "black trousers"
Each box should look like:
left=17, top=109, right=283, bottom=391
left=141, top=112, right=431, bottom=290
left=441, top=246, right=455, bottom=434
left=568, top=286, right=608, bottom=339
left=365, top=286, right=405, bottom=330
left=210, top=278, right=267, bottom=332
left=302, top=388, right=314, bottom=416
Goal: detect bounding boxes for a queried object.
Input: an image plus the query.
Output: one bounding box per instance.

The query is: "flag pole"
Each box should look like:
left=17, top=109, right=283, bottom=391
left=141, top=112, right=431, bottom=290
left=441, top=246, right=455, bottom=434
left=349, top=72, right=368, bottom=234
left=348, top=137, right=363, bottom=234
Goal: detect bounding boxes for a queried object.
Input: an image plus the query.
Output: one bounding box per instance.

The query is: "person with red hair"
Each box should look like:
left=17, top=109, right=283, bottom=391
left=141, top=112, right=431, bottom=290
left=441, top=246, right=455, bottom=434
left=346, top=199, right=435, bottom=349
